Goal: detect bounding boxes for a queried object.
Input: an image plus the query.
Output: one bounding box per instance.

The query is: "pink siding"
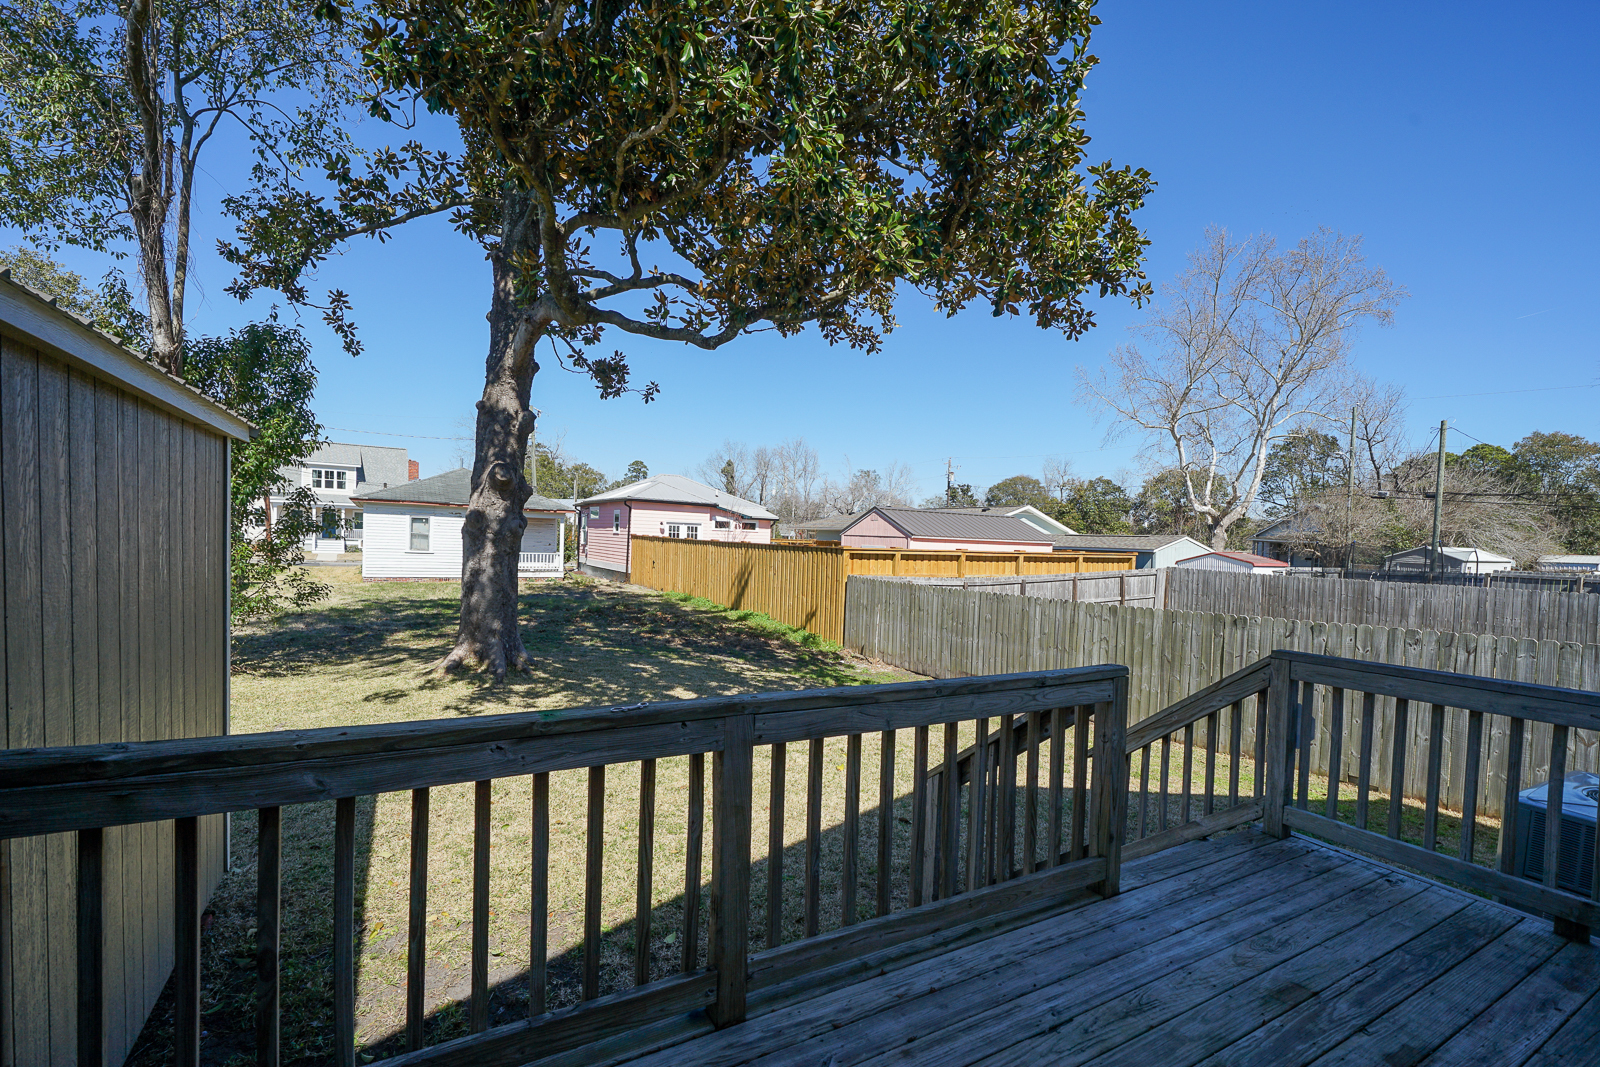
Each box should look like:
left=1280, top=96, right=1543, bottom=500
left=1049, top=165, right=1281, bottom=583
left=840, top=513, right=1050, bottom=553
left=839, top=512, right=909, bottom=548
left=579, top=499, right=773, bottom=574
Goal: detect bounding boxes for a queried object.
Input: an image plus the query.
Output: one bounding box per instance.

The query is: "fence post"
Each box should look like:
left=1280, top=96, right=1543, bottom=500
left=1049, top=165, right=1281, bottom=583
left=1089, top=671, right=1130, bottom=897
left=708, top=714, right=753, bottom=1028
left=1262, top=655, right=1296, bottom=839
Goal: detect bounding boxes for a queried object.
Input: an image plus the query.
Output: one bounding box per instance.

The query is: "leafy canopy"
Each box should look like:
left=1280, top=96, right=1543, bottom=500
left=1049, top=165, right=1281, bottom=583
left=227, top=0, right=1154, bottom=386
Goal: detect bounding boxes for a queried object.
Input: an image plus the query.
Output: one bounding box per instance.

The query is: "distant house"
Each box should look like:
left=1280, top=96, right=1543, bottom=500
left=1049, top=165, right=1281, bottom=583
left=268, top=442, right=414, bottom=559
left=1049, top=533, right=1211, bottom=570
left=788, top=511, right=866, bottom=540
left=839, top=507, right=1055, bottom=553
left=1251, top=512, right=1330, bottom=567
left=578, top=474, right=777, bottom=580
left=1381, top=546, right=1515, bottom=575
left=797, top=504, right=1075, bottom=543
left=1175, top=550, right=1291, bottom=573
left=1538, top=555, right=1600, bottom=572
left=354, top=468, right=574, bottom=579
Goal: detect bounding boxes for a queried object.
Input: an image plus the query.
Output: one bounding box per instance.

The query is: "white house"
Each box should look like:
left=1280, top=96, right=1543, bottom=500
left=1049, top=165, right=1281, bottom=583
left=1050, top=533, right=1211, bottom=570
left=267, top=442, right=414, bottom=558
left=1381, top=546, right=1516, bottom=575
left=1537, top=555, right=1600, bottom=572
left=1174, top=549, right=1291, bottom=574
left=354, top=468, right=575, bottom=579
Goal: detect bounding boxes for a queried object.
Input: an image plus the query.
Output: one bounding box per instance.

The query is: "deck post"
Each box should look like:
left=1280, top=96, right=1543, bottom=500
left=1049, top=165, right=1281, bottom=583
left=708, top=714, right=753, bottom=1028
left=1262, top=655, right=1295, bottom=839
left=1089, top=672, right=1130, bottom=897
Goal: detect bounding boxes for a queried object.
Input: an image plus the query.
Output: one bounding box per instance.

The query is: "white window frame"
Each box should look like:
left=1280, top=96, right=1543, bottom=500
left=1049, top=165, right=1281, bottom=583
left=714, top=519, right=731, bottom=529
left=685, top=524, right=700, bottom=540
left=311, top=468, right=349, bottom=491
left=409, top=516, right=430, bottom=552
left=741, top=521, right=758, bottom=530
left=612, top=509, right=622, bottom=532
left=667, top=524, right=682, bottom=539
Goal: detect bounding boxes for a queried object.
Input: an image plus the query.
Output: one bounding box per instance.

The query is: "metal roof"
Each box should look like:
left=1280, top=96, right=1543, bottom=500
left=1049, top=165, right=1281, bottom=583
left=578, top=473, right=779, bottom=521
left=1179, top=550, right=1290, bottom=567
left=355, top=467, right=574, bottom=512
left=1049, top=533, right=1203, bottom=552
left=852, top=507, right=1054, bottom=543
left=791, top=511, right=866, bottom=532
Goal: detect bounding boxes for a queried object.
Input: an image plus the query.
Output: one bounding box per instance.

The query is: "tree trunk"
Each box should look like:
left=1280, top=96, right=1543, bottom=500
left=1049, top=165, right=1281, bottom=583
left=439, top=195, right=545, bottom=680
left=124, top=0, right=182, bottom=375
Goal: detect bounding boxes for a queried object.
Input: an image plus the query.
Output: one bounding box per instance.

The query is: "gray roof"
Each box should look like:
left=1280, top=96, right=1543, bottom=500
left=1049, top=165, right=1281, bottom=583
left=1049, top=533, right=1201, bottom=551
left=275, top=441, right=411, bottom=502
left=792, top=511, right=866, bottom=533
left=578, top=473, right=779, bottom=521
left=851, top=507, right=1053, bottom=543
left=354, top=467, right=574, bottom=512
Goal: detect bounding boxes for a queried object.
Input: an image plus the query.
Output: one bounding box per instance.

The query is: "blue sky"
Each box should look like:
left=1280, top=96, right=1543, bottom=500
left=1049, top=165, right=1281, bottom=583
left=15, top=1, right=1599, bottom=494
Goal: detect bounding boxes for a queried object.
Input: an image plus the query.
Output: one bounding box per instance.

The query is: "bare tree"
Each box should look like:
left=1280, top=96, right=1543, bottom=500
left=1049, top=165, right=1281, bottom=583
left=1042, top=456, right=1075, bottom=503
left=1080, top=227, right=1406, bottom=548
left=697, top=440, right=753, bottom=497
left=820, top=462, right=917, bottom=515
left=1350, top=377, right=1410, bottom=491
left=770, top=439, right=823, bottom=524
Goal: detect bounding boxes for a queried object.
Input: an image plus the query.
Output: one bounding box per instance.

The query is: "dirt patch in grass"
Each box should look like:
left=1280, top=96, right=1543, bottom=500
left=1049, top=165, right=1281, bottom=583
left=127, top=571, right=917, bottom=1065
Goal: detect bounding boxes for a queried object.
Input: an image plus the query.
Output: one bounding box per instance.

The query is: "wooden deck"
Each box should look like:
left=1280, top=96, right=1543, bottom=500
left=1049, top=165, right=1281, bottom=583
left=577, top=831, right=1600, bottom=1067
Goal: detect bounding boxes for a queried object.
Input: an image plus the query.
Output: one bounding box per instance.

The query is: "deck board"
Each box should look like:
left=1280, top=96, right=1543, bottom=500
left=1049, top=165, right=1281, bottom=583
left=589, top=832, right=1600, bottom=1067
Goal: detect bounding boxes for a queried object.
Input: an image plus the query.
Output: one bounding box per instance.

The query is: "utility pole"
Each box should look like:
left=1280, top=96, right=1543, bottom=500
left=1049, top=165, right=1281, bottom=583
left=1345, top=406, right=1357, bottom=575
left=945, top=457, right=956, bottom=504
left=1430, top=419, right=1448, bottom=581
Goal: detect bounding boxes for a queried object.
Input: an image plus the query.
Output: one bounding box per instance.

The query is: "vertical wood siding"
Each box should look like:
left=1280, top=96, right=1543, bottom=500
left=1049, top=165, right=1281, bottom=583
left=0, top=334, right=230, bottom=1067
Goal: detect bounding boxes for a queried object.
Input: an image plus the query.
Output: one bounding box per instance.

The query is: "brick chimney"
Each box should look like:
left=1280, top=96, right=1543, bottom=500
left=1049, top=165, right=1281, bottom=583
left=408, top=460, right=419, bottom=481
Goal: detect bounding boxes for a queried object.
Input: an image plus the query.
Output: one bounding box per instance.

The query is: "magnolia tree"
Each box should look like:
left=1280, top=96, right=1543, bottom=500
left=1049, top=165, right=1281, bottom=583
left=1081, top=227, right=1405, bottom=549
left=227, top=0, right=1154, bottom=679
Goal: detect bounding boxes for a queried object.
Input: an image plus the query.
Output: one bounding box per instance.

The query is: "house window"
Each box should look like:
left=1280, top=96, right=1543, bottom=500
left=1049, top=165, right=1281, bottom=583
left=590, top=506, right=599, bottom=518
left=685, top=525, right=699, bottom=540
left=410, top=516, right=430, bottom=551
left=714, top=519, right=731, bottom=529
left=612, top=509, right=621, bottom=532
left=312, top=468, right=348, bottom=490
left=741, top=521, right=757, bottom=530
left=667, top=524, right=682, bottom=539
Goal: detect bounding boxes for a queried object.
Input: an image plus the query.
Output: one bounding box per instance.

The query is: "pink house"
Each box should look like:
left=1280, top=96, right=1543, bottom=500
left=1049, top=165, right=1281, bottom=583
left=577, top=473, right=778, bottom=580
left=839, top=507, right=1055, bottom=553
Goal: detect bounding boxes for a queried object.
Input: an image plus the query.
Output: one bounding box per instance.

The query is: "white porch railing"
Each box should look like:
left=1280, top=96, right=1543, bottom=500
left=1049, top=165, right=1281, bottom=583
left=519, top=552, right=563, bottom=577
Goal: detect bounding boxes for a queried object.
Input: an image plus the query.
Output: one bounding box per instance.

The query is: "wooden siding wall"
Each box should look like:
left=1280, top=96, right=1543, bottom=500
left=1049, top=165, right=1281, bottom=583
left=845, top=576, right=1600, bottom=818
left=0, top=334, right=229, bottom=1067
left=627, top=536, right=1135, bottom=643
left=1165, top=569, right=1600, bottom=646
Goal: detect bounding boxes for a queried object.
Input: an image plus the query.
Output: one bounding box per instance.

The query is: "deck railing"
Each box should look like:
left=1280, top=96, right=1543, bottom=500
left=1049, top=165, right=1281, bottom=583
left=516, top=551, right=562, bottom=577
left=0, top=666, right=1128, bottom=1067
left=1260, top=650, right=1600, bottom=940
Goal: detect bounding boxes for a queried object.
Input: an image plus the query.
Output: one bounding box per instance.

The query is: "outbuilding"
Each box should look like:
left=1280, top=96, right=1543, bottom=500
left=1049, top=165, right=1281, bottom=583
left=839, top=507, right=1055, bottom=553
left=1381, top=546, right=1516, bottom=576
left=354, top=468, right=574, bottom=579
left=1051, top=533, right=1212, bottom=570
left=1174, top=549, right=1292, bottom=574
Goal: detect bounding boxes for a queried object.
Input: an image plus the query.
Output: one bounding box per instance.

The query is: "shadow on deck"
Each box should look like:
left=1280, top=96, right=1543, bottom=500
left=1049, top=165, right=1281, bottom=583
left=568, top=830, right=1600, bottom=1067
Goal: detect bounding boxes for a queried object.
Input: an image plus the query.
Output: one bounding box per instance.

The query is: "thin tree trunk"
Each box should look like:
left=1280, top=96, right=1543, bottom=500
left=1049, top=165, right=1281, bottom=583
left=124, top=0, right=182, bottom=374
left=440, top=194, right=545, bottom=680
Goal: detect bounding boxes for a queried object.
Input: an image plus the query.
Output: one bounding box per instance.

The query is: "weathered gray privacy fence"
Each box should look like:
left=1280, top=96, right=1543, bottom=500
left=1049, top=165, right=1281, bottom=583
left=888, top=569, right=1163, bottom=609
left=845, top=576, right=1600, bottom=817
left=1164, top=569, right=1600, bottom=646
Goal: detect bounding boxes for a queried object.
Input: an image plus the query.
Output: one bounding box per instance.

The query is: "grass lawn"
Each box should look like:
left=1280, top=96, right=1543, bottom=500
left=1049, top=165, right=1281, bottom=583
left=128, top=569, right=919, bottom=1066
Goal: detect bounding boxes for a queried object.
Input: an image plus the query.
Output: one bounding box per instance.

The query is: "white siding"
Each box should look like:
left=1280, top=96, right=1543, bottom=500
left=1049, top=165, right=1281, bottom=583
left=362, top=504, right=565, bottom=579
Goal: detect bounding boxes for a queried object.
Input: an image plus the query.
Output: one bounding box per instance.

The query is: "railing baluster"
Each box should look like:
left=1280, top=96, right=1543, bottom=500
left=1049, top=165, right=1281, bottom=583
left=1023, top=711, right=1041, bottom=875
left=1459, top=711, right=1483, bottom=864
left=1073, top=707, right=1090, bottom=859
left=1296, top=682, right=1314, bottom=811
left=804, top=737, right=823, bottom=937
left=635, top=759, right=657, bottom=987
left=77, top=827, right=103, bottom=1067
left=1356, top=693, right=1376, bottom=832
left=766, top=742, right=785, bottom=949
left=407, top=788, right=429, bottom=1050
left=683, top=753, right=705, bottom=971
left=584, top=766, right=605, bottom=1001
left=1387, top=699, right=1410, bottom=840
left=1495, top=717, right=1526, bottom=885
left=1157, top=734, right=1171, bottom=836
left=256, top=806, right=281, bottom=1066
left=1325, top=689, right=1345, bottom=821
left=1137, top=744, right=1151, bottom=840
left=530, top=772, right=549, bottom=1013
left=967, top=718, right=988, bottom=890
left=876, top=730, right=894, bottom=917
left=1422, top=705, right=1446, bottom=852
left=940, top=723, right=960, bottom=897
left=1181, top=723, right=1194, bottom=825
left=708, top=716, right=753, bottom=1028
left=1229, top=700, right=1243, bottom=807
left=910, top=725, right=930, bottom=900
left=1253, top=690, right=1269, bottom=802
left=335, top=796, right=357, bottom=1061
left=987, top=728, right=1002, bottom=884
left=843, top=733, right=861, bottom=923
left=175, top=815, right=200, bottom=1067
left=471, top=782, right=491, bottom=1032
left=1545, top=725, right=1569, bottom=893
left=1204, top=711, right=1218, bottom=817
left=1048, top=708, right=1066, bottom=867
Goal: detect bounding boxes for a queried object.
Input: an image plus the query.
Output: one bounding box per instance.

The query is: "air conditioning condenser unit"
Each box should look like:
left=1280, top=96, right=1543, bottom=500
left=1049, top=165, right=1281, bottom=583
left=1513, top=771, right=1600, bottom=895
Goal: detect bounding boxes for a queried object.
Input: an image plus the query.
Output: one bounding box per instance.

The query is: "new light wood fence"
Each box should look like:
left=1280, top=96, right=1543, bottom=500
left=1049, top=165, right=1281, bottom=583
left=845, top=576, right=1600, bottom=817
left=1165, top=569, right=1600, bottom=645
left=627, top=537, right=1134, bottom=643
